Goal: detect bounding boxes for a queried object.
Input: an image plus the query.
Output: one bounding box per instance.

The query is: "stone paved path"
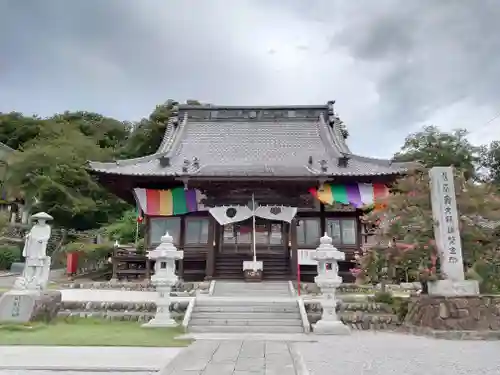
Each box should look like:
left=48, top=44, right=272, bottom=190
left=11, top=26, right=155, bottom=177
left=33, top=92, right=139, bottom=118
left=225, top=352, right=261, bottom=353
left=296, top=331, right=500, bottom=375
left=161, top=340, right=301, bottom=375
left=0, top=372, right=156, bottom=375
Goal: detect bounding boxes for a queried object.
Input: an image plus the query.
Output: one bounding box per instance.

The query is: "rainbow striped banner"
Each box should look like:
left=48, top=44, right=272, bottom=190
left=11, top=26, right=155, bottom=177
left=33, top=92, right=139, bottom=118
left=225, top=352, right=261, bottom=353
left=134, top=188, right=205, bottom=216
left=309, top=183, right=389, bottom=208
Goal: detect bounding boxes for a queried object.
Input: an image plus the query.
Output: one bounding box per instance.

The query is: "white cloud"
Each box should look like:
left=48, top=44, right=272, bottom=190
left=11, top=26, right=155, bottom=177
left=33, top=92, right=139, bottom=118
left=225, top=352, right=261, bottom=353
left=0, top=0, right=499, bottom=156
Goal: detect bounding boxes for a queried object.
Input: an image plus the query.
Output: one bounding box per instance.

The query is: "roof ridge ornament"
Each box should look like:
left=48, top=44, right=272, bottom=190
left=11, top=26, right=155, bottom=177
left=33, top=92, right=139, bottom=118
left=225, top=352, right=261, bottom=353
left=319, top=160, right=328, bottom=172
left=182, top=158, right=190, bottom=173
left=338, top=153, right=350, bottom=168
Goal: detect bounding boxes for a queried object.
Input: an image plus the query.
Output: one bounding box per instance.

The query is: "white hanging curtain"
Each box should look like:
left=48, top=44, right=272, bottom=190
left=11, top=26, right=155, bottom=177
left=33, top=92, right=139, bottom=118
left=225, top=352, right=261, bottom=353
left=209, top=205, right=253, bottom=225
left=254, top=206, right=297, bottom=223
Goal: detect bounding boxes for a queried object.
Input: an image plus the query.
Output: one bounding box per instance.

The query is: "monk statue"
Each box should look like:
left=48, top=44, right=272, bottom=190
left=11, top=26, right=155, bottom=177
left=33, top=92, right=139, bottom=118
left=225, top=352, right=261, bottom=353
left=13, top=212, right=53, bottom=291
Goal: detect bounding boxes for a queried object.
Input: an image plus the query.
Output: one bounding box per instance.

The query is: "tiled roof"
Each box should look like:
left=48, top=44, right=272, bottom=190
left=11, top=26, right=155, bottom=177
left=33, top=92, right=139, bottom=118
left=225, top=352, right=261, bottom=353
left=0, top=142, right=13, bottom=153
left=88, top=102, right=414, bottom=178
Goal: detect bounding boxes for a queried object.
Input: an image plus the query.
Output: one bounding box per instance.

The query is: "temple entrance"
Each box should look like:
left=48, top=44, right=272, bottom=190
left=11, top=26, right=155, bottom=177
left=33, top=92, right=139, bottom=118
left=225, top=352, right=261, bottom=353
left=220, top=218, right=288, bottom=255
left=215, top=218, right=291, bottom=280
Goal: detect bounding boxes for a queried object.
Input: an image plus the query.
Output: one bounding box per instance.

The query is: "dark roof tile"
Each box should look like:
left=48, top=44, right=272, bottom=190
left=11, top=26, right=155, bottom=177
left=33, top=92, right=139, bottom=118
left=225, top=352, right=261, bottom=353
left=88, top=102, right=412, bottom=178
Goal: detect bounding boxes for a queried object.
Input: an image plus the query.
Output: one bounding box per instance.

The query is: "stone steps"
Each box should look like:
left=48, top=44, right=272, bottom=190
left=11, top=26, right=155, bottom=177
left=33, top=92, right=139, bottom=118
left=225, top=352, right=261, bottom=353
left=194, top=305, right=298, bottom=313
left=213, top=281, right=291, bottom=297
left=188, top=281, right=303, bottom=333
left=188, top=325, right=304, bottom=333
left=192, top=312, right=300, bottom=320
left=190, top=318, right=303, bottom=326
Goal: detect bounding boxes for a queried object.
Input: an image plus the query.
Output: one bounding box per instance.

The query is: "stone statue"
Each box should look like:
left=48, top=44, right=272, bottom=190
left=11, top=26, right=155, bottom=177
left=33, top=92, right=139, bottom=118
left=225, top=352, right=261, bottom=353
left=13, top=212, right=53, bottom=291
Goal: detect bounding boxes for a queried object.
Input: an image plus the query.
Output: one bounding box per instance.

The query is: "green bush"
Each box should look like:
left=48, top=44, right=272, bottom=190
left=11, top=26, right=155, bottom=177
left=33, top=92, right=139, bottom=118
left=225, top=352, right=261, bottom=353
left=391, top=297, right=410, bottom=322
left=59, top=241, right=114, bottom=270
left=101, top=210, right=144, bottom=245
left=0, top=245, right=21, bottom=270
left=468, top=260, right=500, bottom=294
left=373, top=290, right=394, bottom=304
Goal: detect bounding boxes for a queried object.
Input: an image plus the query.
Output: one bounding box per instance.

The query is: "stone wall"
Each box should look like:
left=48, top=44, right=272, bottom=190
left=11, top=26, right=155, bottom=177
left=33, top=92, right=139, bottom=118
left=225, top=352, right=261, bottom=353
left=297, top=282, right=420, bottom=295
left=59, top=281, right=211, bottom=295
left=305, top=300, right=400, bottom=330
left=58, top=300, right=189, bottom=322
left=404, top=295, right=500, bottom=339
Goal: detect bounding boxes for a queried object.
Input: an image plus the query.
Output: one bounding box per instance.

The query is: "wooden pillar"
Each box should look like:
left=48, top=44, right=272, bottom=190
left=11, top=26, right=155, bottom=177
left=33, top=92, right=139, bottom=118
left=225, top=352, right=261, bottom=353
left=205, top=217, right=216, bottom=280
left=320, top=203, right=326, bottom=234
left=290, top=218, right=298, bottom=279
left=179, top=216, right=186, bottom=279
left=144, top=216, right=152, bottom=279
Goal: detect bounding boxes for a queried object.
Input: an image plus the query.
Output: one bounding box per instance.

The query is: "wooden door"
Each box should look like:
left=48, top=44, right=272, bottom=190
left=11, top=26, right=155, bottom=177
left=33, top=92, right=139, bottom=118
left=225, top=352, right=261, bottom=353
left=219, top=218, right=287, bottom=255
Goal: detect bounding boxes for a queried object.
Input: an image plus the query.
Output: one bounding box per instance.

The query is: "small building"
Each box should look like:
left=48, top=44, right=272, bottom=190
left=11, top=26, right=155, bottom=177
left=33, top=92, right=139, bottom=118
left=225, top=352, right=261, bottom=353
left=88, top=101, right=413, bottom=282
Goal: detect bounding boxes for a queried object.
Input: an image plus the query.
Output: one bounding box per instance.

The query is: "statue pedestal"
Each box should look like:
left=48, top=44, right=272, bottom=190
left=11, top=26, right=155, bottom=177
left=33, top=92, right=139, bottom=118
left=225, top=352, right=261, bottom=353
left=314, top=319, right=351, bottom=335
left=0, top=289, right=61, bottom=324
left=428, top=280, right=479, bottom=297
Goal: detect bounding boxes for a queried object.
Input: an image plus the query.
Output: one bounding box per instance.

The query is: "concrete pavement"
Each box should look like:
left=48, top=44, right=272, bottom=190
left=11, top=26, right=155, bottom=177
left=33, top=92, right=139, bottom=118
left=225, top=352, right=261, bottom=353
left=161, top=340, right=304, bottom=375
left=0, top=346, right=182, bottom=372
left=296, top=331, right=500, bottom=375
left=2, top=332, right=500, bottom=375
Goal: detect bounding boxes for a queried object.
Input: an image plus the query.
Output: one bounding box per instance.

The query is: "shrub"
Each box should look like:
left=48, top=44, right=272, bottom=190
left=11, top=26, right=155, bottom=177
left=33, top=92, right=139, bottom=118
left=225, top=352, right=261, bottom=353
left=374, top=290, right=394, bottom=304
left=59, top=241, right=114, bottom=273
left=391, top=297, right=410, bottom=322
left=0, top=245, right=21, bottom=270
left=467, top=258, right=500, bottom=294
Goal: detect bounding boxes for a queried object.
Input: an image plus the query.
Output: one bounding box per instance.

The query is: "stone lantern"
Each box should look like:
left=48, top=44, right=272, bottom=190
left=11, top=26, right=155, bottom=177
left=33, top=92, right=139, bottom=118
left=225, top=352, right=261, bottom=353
left=142, top=232, right=184, bottom=328
left=311, top=233, right=350, bottom=335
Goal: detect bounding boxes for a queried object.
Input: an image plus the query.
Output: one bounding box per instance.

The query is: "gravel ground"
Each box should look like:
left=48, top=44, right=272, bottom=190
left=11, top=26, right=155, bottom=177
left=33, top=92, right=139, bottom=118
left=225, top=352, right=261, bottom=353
left=296, top=331, right=500, bottom=375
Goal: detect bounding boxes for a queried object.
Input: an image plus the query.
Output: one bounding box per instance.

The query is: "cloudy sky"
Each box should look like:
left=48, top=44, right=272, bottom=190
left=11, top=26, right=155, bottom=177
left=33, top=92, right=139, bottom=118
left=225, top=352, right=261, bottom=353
left=1, top=0, right=499, bottom=157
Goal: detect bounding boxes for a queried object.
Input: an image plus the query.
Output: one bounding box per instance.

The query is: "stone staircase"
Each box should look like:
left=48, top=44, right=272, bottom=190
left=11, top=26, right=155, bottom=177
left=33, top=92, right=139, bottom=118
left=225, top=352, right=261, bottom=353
left=212, top=280, right=292, bottom=297
left=188, top=281, right=305, bottom=333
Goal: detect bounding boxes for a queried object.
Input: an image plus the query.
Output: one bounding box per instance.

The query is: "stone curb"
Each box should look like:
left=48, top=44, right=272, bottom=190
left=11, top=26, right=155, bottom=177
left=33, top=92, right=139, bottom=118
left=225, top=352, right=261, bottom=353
left=0, top=365, right=160, bottom=372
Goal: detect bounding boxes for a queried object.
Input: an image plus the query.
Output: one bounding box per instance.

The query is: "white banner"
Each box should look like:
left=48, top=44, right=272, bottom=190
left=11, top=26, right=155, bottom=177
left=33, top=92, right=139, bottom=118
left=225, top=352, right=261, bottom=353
left=209, top=205, right=253, bottom=225
left=254, top=206, right=297, bottom=223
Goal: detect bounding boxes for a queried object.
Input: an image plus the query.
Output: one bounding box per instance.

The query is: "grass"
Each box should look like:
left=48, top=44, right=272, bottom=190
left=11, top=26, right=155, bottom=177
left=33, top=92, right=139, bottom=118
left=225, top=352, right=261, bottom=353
left=0, top=318, right=193, bottom=347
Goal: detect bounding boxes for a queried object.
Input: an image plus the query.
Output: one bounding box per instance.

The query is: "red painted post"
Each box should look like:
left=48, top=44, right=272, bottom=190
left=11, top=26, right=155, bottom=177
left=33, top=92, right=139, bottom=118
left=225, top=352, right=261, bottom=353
left=66, top=252, right=78, bottom=276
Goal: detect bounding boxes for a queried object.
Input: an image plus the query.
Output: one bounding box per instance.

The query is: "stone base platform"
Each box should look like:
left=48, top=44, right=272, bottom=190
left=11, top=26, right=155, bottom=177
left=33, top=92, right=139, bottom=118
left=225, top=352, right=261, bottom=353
left=404, top=295, right=500, bottom=340
left=0, top=290, right=61, bottom=323
left=313, top=320, right=351, bottom=335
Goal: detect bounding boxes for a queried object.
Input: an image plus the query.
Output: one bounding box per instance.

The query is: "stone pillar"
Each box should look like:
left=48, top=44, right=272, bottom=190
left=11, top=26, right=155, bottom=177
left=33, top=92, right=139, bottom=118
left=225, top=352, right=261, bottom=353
left=428, top=167, right=479, bottom=296
left=312, top=233, right=350, bottom=335
left=143, top=232, right=184, bottom=328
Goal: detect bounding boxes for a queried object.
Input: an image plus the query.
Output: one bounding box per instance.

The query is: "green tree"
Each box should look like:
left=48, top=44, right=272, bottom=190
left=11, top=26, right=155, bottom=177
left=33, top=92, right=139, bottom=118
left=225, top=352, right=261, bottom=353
left=4, top=129, right=129, bottom=230
left=121, top=100, right=202, bottom=158
left=50, top=111, right=130, bottom=150
left=101, top=209, right=144, bottom=245
left=0, top=112, right=66, bottom=150
left=480, top=141, right=500, bottom=184
left=394, top=126, right=480, bottom=180
left=120, top=101, right=176, bottom=158
left=357, top=171, right=500, bottom=292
